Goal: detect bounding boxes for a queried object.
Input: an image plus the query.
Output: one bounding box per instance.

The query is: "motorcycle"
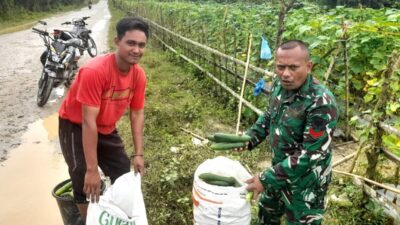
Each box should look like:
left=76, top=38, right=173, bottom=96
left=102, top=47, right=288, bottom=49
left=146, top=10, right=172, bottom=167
left=33, top=21, right=83, bottom=107
left=60, top=16, right=97, bottom=57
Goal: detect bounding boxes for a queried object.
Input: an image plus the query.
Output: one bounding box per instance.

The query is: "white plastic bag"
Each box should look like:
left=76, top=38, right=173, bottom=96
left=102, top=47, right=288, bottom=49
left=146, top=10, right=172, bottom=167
left=86, top=172, right=148, bottom=225
left=192, top=156, right=252, bottom=225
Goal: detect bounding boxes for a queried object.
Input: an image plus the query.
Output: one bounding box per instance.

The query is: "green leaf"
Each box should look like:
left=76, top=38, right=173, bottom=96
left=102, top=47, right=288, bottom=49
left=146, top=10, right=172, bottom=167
left=298, top=25, right=312, bottom=34
left=389, top=102, right=400, bottom=112
left=390, top=82, right=399, bottom=92
left=387, top=14, right=399, bottom=22
left=350, top=116, right=359, bottom=122
left=366, top=78, right=378, bottom=86
left=350, top=64, right=364, bottom=74
left=352, top=80, right=364, bottom=90
left=363, top=93, right=374, bottom=103
left=360, top=36, right=371, bottom=43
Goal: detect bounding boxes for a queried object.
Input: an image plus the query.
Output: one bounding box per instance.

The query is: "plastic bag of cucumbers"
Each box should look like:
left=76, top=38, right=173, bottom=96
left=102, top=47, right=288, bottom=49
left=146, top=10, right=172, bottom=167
left=192, top=156, right=252, bottom=225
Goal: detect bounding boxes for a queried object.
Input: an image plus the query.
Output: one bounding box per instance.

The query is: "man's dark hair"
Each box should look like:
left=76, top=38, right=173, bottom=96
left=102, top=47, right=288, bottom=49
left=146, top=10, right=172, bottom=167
left=116, top=17, right=150, bottom=39
left=278, top=40, right=310, bottom=59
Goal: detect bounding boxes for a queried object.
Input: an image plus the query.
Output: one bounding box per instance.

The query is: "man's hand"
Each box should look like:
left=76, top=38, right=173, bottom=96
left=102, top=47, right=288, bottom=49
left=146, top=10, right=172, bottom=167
left=245, top=175, right=265, bottom=200
left=83, top=169, right=101, bottom=203
left=132, top=155, right=145, bottom=177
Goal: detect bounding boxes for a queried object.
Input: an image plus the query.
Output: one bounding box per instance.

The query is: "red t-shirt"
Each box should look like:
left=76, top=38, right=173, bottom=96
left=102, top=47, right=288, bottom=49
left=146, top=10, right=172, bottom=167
left=59, top=53, right=146, bottom=134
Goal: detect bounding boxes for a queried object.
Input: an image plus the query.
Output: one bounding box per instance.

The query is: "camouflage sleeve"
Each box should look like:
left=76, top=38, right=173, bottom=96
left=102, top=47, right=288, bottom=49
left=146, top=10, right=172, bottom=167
left=246, top=111, right=271, bottom=150
left=259, top=94, right=339, bottom=190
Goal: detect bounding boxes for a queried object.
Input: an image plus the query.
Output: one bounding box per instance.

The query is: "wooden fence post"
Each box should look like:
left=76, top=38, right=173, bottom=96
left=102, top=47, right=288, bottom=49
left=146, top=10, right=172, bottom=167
left=236, top=33, right=253, bottom=135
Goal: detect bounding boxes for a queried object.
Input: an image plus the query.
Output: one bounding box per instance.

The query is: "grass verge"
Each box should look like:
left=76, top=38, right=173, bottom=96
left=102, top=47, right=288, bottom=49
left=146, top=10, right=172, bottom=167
left=0, top=2, right=97, bottom=35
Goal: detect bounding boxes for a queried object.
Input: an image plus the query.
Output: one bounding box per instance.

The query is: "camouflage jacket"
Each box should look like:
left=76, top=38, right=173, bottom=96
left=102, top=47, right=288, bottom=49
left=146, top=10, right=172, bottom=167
left=246, top=74, right=339, bottom=190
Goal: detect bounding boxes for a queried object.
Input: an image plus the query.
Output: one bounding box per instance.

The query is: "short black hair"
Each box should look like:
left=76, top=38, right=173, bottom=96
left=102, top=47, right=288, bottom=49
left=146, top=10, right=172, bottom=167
left=116, top=17, right=149, bottom=40
left=278, top=40, right=310, bottom=59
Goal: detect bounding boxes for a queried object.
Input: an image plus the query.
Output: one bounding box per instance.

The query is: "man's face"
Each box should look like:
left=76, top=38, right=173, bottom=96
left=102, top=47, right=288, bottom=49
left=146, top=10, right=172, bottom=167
left=115, top=29, right=147, bottom=65
left=275, top=46, right=312, bottom=90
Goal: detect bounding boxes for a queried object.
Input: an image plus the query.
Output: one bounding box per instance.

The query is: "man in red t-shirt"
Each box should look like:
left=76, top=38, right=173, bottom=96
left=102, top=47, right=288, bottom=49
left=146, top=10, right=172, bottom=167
left=58, top=17, right=149, bottom=221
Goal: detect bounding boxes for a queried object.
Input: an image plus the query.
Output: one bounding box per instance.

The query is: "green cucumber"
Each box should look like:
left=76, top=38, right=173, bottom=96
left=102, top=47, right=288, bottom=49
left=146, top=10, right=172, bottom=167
left=210, top=142, right=246, bottom=151
left=199, top=173, right=241, bottom=187
left=56, top=181, right=72, bottom=196
left=206, top=180, right=233, bottom=187
left=213, top=133, right=251, bottom=143
left=60, top=191, right=74, bottom=200
left=206, top=134, right=217, bottom=142
left=246, top=192, right=254, bottom=202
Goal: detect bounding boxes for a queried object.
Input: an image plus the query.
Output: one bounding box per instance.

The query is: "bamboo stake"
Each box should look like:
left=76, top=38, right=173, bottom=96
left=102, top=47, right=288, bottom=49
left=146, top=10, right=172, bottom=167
left=152, top=33, right=263, bottom=115
left=236, top=33, right=253, bottom=135
left=180, top=128, right=206, bottom=141
left=323, top=54, right=337, bottom=85
left=343, top=39, right=350, bottom=140
left=381, top=147, right=400, bottom=163
left=222, top=5, right=228, bottom=53
left=348, top=144, right=369, bottom=173
left=143, top=17, right=275, bottom=77
left=332, top=151, right=357, bottom=168
left=333, top=169, right=400, bottom=195
left=379, top=121, right=400, bottom=138
left=341, top=19, right=351, bottom=141
left=333, top=141, right=355, bottom=147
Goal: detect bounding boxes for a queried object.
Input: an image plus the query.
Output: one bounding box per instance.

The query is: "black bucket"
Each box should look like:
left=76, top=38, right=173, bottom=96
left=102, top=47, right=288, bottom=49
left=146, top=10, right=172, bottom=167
left=52, top=179, right=105, bottom=225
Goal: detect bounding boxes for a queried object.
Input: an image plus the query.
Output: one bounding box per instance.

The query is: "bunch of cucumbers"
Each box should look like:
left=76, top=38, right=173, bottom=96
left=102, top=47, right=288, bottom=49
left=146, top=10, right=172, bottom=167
left=199, top=172, right=241, bottom=187
left=207, top=133, right=251, bottom=151
left=55, top=180, right=74, bottom=200
left=199, top=172, right=254, bottom=202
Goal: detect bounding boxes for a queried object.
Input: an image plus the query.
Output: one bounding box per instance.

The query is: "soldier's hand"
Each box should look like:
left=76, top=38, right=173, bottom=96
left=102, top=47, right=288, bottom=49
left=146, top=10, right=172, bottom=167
left=233, top=131, right=249, bottom=152
left=245, top=175, right=265, bottom=200
left=233, top=142, right=249, bottom=152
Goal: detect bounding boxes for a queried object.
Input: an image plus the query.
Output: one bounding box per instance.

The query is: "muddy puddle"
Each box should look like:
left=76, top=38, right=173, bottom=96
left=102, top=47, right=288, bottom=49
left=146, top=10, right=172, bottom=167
left=0, top=113, right=68, bottom=225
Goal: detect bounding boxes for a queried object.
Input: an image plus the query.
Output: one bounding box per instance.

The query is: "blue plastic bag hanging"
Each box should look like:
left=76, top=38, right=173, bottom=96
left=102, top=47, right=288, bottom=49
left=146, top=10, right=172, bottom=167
left=260, top=36, right=272, bottom=60
left=253, top=78, right=265, bottom=96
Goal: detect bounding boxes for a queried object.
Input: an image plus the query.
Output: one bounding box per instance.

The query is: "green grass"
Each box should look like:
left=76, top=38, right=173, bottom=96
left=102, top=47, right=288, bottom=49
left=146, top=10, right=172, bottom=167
left=0, top=3, right=87, bottom=35
left=0, top=0, right=104, bottom=35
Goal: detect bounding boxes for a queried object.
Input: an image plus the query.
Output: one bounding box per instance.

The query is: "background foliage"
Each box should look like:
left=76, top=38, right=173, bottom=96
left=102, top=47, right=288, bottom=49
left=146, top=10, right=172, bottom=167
left=134, top=0, right=400, bottom=8
left=0, top=0, right=81, bottom=18
left=127, top=0, right=400, bottom=157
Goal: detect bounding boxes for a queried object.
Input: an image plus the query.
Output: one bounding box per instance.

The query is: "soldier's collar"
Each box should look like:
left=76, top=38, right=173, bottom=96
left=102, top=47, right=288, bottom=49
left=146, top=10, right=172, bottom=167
left=297, top=74, right=313, bottom=97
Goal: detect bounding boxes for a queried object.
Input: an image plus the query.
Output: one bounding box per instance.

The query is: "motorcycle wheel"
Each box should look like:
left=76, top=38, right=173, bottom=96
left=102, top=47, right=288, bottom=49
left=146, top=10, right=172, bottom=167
left=37, top=70, right=54, bottom=107
left=87, top=36, right=97, bottom=57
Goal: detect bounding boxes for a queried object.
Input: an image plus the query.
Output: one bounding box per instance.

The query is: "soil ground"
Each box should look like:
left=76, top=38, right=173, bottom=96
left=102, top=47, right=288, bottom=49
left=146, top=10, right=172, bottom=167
left=0, top=0, right=110, bottom=161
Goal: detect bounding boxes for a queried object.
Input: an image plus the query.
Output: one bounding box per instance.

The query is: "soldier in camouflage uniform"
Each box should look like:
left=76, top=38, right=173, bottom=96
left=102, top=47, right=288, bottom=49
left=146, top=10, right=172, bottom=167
left=244, top=40, right=339, bottom=225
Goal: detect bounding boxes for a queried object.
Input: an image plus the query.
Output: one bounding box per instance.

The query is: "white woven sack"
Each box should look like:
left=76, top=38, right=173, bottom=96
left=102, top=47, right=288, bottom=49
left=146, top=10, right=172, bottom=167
left=86, top=172, right=148, bottom=225
left=192, top=156, right=252, bottom=225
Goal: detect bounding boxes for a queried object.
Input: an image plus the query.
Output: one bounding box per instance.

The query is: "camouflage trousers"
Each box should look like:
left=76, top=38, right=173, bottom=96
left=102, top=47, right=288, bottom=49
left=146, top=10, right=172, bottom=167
left=257, top=171, right=331, bottom=225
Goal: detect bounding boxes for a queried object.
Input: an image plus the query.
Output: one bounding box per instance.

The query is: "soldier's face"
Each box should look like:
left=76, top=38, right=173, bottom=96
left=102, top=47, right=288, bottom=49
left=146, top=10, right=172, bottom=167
left=275, top=46, right=312, bottom=90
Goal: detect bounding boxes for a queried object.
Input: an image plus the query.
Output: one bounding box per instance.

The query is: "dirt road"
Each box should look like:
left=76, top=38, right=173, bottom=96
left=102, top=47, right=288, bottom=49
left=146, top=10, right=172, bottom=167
left=0, top=0, right=110, bottom=161
left=0, top=1, right=111, bottom=224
